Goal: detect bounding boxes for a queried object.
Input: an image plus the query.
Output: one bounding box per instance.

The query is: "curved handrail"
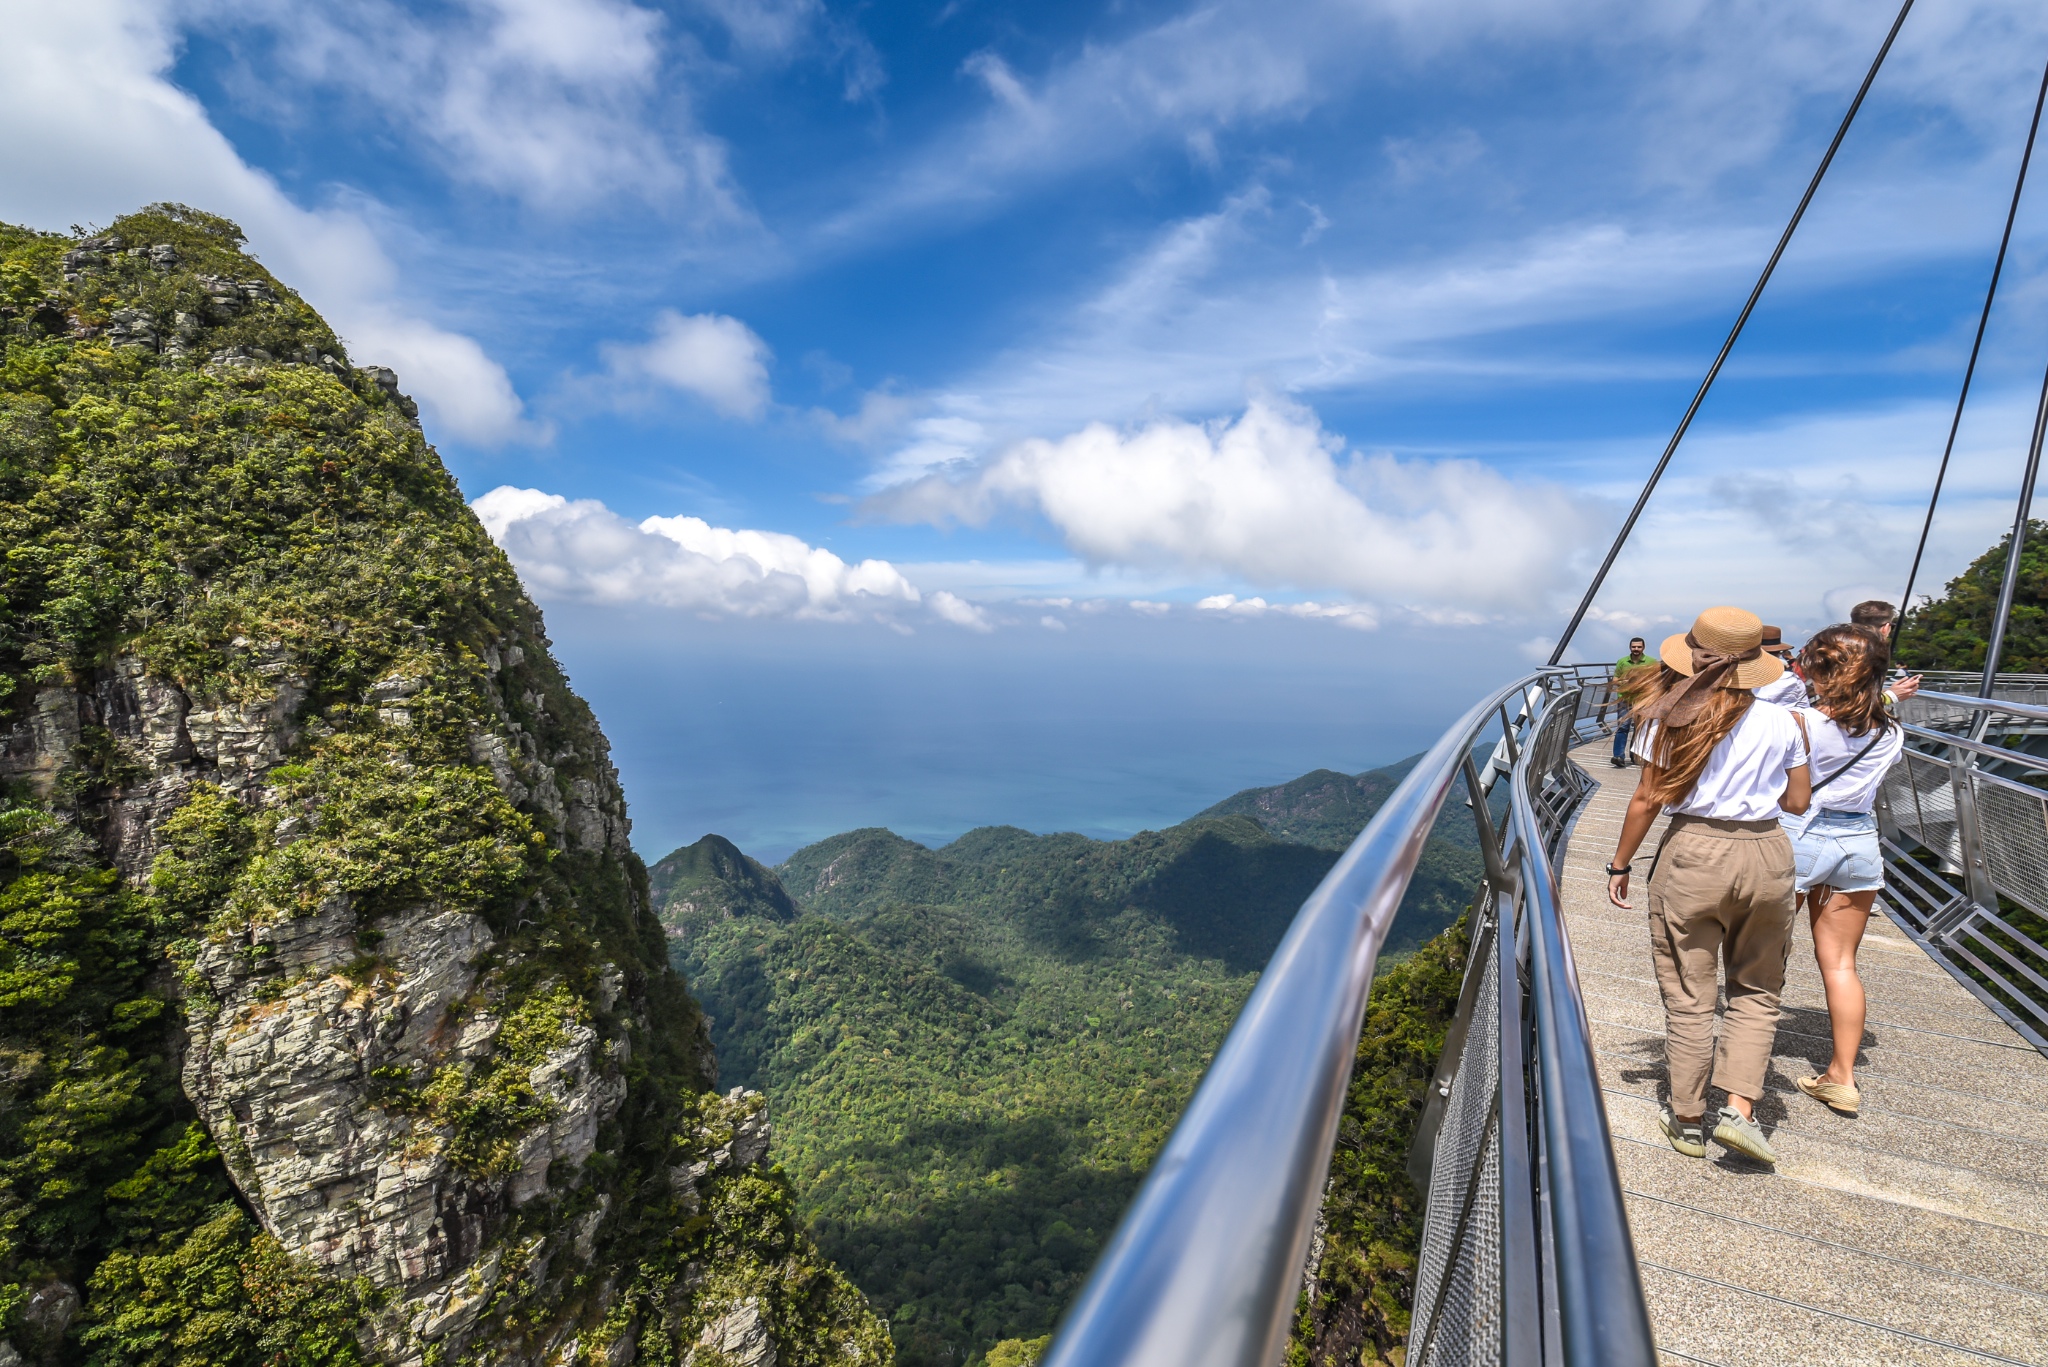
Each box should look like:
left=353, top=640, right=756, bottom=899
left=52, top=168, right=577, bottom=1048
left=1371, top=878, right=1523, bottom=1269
left=1040, top=671, right=1650, bottom=1367
left=1038, top=674, right=1544, bottom=1367
left=1511, top=711, right=1658, bottom=1367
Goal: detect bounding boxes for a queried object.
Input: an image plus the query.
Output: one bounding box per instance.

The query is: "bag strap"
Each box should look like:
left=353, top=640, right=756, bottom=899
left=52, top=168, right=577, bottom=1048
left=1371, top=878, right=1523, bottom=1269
left=1810, top=727, right=1885, bottom=797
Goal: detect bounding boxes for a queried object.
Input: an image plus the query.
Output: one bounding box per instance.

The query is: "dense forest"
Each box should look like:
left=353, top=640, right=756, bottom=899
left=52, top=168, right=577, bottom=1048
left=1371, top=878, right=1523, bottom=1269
left=1896, top=519, right=2048, bottom=674
left=655, top=761, right=1483, bottom=1367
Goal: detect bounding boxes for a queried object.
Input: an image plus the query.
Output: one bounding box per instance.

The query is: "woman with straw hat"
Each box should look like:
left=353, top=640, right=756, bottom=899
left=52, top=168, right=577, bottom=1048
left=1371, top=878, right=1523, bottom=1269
left=1607, top=607, right=1812, bottom=1166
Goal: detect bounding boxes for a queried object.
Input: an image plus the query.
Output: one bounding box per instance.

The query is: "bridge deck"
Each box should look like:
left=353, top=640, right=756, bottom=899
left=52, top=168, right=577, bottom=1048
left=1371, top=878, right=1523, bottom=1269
left=1559, top=741, right=2048, bottom=1367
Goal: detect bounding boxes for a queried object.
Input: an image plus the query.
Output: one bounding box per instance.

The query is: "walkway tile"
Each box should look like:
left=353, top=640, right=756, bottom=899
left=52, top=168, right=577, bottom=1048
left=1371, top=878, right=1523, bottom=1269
left=1559, top=740, right=2048, bottom=1365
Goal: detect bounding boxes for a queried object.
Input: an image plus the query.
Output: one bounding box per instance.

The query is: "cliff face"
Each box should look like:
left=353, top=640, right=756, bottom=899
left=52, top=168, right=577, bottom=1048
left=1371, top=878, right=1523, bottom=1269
left=0, top=206, right=889, bottom=1367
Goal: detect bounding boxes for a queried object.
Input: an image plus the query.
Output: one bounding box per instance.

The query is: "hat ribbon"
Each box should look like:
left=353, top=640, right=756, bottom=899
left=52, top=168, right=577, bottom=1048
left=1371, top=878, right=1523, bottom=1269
left=1643, top=631, right=1760, bottom=729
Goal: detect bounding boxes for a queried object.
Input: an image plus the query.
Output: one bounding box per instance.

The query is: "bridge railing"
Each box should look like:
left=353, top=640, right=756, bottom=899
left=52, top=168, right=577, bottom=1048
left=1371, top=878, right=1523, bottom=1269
left=1040, top=670, right=1653, bottom=1367
left=1880, top=688, right=2048, bottom=1057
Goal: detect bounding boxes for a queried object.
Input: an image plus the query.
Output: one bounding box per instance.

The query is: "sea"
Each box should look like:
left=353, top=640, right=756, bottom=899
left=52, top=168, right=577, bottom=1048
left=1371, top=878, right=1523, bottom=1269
left=546, top=605, right=1533, bottom=865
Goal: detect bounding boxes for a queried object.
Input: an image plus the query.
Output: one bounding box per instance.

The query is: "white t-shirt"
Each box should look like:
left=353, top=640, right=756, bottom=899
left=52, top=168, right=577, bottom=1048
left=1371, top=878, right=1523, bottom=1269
left=1793, top=708, right=1905, bottom=814
left=1633, top=699, right=1809, bottom=821
left=1752, top=671, right=1808, bottom=708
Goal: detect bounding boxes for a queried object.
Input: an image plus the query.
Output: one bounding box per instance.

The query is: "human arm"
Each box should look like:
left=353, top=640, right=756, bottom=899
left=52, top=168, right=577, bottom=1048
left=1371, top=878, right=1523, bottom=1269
left=1780, top=762, right=1812, bottom=815
left=1607, top=763, right=1664, bottom=909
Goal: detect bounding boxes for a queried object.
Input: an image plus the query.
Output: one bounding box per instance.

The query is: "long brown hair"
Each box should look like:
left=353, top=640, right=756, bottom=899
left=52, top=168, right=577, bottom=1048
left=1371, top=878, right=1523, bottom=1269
left=1621, top=663, right=1754, bottom=804
left=1800, top=624, right=1893, bottom=735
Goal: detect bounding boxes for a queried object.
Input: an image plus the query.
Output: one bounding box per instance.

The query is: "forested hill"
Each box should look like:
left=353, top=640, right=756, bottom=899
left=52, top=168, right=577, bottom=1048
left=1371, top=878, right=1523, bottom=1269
left=654, top=759, right=1482, bottom=1366
left=0, top=207, right=886, bottom=1367
left=1195, top=761, right=1418, bottom=850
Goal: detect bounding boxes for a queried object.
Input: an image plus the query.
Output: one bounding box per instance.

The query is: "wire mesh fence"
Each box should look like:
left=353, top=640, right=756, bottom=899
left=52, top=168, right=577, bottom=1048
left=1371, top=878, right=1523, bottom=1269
left=1409, top=931, right=1506, bottom=1367
left=1405, top=681, right=1647, bottom=1367
left=1879, top=699, right=2048, bottom=1055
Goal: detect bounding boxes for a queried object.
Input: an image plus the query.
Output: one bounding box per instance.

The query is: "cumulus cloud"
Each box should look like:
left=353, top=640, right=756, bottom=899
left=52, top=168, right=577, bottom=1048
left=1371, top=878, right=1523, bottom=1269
left=472, top=486, right=945, bottom=623
left=472, top=487, right=997, bottom=631
left=929, top=591, right=994, bottom=632
left=0, top=0, right=535, bottom=446
left=1196, top=594, right=1379, bottom=629
left=604, top=310, right=774, bottom=419
left=869, top=399, right=1593, bottom=611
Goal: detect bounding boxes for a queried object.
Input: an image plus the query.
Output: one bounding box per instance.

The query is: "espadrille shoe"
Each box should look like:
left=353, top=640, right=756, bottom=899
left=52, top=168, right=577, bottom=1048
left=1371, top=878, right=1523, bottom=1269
left=1797, top=1075, right=1860, bottom=1117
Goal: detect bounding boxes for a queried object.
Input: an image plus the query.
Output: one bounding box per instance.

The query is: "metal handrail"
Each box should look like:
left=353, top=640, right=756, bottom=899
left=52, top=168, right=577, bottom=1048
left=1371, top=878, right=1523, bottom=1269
left=1878, top=701, right=2048, bottom=1057
left=1510, top=707, right=1657, bottom=1367
left=1039, top=675, right=1542, bottom=1367
left=1042, top=670, right=1651, bottom=1367
left=1908, top=688, right=2048, bottom=724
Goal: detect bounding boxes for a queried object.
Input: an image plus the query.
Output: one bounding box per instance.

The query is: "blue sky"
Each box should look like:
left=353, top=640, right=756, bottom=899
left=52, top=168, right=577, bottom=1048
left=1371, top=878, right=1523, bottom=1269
left=9, top=0, right=2048, bottom=855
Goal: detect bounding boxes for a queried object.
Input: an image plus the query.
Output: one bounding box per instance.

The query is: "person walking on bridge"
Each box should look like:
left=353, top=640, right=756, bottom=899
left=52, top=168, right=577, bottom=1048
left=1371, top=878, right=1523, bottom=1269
left=1784, top=625, right=1905, bottom=1119
left=1606, top=607, right=1812, bottom=1166
left=1611, top=637, right=1658, bottom=767
left=1752, top=625, right=1807, bottom=707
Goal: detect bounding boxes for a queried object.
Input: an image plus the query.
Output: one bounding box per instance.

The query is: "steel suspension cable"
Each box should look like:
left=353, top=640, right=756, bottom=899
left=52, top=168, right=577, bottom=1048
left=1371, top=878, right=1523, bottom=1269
left=1549, top=0, right=1917, bottom=665
left=1976, top=351, right=2048, bottom=712
left=1899, top=50, right=2048, bottom=630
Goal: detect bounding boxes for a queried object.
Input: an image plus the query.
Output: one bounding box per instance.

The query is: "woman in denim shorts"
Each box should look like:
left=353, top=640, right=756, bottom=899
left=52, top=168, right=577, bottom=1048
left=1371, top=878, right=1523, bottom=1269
left=1786, top=624, right=1905, bottom=1118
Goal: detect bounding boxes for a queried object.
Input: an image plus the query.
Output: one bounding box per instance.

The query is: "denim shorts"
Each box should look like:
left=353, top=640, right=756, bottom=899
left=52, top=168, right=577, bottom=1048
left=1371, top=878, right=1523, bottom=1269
left=1786, top=809, right=1884, bottom=894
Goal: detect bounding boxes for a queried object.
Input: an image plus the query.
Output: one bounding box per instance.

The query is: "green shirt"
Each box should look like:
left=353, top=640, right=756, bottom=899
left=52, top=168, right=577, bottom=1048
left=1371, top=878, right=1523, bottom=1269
left=1615, top=652, right=1657, bottom=678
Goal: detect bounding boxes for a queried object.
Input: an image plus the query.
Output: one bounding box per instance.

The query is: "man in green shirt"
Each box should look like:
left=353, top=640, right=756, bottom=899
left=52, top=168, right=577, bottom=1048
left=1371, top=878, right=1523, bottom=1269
left=1611, top=637, right=1657, bottom=767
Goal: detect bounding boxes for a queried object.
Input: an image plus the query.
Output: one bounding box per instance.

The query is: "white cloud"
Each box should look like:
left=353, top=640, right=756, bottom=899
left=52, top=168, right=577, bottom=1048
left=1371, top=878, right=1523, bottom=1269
left=474, top=485, right=950, bottom=624
left=1196, top=594, right=1379, bottom=629
left=927, top=590, right=993, bottom=633
left=604, top=310, right=773, bottom=419
left=180, top=0, right=742, bottom=215
left=1129, top=600, right=1174, bottom=615
left=0, top=0, right=535, bottom=446
left=870, top=398, right=1594, bottom=611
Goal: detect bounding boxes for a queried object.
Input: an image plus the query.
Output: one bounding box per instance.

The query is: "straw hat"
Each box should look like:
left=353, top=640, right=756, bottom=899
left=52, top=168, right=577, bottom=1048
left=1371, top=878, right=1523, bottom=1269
left=1659, top=607, right=1784, bottom=689
left=1759, top=624, right=1792, bottom=657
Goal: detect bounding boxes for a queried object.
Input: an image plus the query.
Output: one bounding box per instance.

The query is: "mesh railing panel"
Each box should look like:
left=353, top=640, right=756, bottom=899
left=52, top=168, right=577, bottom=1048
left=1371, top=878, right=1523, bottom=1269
left=1409, top=933, right=1503, bottom=1367
left=1884, top=752, right=1960, bottom=867
left=1970, top=772, right=2048, bottom=921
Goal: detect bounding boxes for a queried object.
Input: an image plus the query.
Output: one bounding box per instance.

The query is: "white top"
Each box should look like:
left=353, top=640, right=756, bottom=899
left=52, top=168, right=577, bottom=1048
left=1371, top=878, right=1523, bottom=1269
left=1793, top=707, right=1905, bottom=814
left=1633, top=699, right=1809, bottom=821
left=1752, top=671, right=1808, bottom=708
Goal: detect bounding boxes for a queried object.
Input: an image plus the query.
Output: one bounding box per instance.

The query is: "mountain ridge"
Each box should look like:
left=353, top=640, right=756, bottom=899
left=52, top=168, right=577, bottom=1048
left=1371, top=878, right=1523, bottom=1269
left=651, top=756, right=1482, bottom=1365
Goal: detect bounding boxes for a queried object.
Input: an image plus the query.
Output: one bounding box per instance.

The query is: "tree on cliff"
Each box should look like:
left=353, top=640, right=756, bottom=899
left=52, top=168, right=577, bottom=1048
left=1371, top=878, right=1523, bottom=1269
left=1896, top=519, right=2048, bottom=675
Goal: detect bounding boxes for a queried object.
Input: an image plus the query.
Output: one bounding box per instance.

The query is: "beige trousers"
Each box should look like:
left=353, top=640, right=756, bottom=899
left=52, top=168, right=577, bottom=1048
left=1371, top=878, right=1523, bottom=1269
left=1644, top=815, right=1797, bottom=1116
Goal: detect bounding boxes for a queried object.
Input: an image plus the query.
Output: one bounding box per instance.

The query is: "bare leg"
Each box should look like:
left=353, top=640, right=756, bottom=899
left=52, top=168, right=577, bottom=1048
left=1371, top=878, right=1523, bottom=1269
left=1809, top=886, right=1877, bottom=1087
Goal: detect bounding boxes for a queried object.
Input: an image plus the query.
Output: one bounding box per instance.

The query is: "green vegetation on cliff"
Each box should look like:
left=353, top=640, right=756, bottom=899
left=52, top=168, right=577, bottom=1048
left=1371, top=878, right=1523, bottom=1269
left=1896, top=519, right=2048, bottom=674
left=1292, top=922, right=1469, bottom=1367
left=0, top=207, right=888, bottom=1366
left=657, top=763, right=1481, bottom=1366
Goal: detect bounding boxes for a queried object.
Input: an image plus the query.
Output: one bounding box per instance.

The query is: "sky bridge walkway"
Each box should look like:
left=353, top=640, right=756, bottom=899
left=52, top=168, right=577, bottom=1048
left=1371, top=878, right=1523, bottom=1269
left=1561, top=737, right=2048, bottom=1367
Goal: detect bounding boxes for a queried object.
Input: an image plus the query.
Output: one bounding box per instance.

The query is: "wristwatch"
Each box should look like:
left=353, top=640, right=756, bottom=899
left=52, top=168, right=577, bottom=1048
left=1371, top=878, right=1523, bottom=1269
left=1605, top=863, right=1632, bottom=876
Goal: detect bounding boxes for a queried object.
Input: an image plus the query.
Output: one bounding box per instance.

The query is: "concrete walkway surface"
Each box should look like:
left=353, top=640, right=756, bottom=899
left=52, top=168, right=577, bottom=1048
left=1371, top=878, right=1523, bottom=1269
left=1560, top=741, right=2048, bottom=1367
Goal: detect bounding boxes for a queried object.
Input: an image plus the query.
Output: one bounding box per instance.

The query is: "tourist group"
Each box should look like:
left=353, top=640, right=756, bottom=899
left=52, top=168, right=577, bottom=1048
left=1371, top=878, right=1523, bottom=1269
left=1602, top=602, right=1915, bottom=1165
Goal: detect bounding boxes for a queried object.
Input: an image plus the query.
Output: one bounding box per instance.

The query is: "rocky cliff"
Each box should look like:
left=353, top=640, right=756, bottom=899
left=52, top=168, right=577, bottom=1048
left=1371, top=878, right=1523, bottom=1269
left=0, top=206, right=889, bottom=1367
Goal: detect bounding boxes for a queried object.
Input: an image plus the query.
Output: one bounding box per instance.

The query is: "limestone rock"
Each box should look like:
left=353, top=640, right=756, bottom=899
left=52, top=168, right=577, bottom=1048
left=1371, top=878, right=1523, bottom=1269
left=105, top=307, right=157, bottom=349
left=358, top=365, right=422, bottom=424
left=688, top=1298, right=776, bottom=1367
left=19, top=1280, right=79, bottom=1343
